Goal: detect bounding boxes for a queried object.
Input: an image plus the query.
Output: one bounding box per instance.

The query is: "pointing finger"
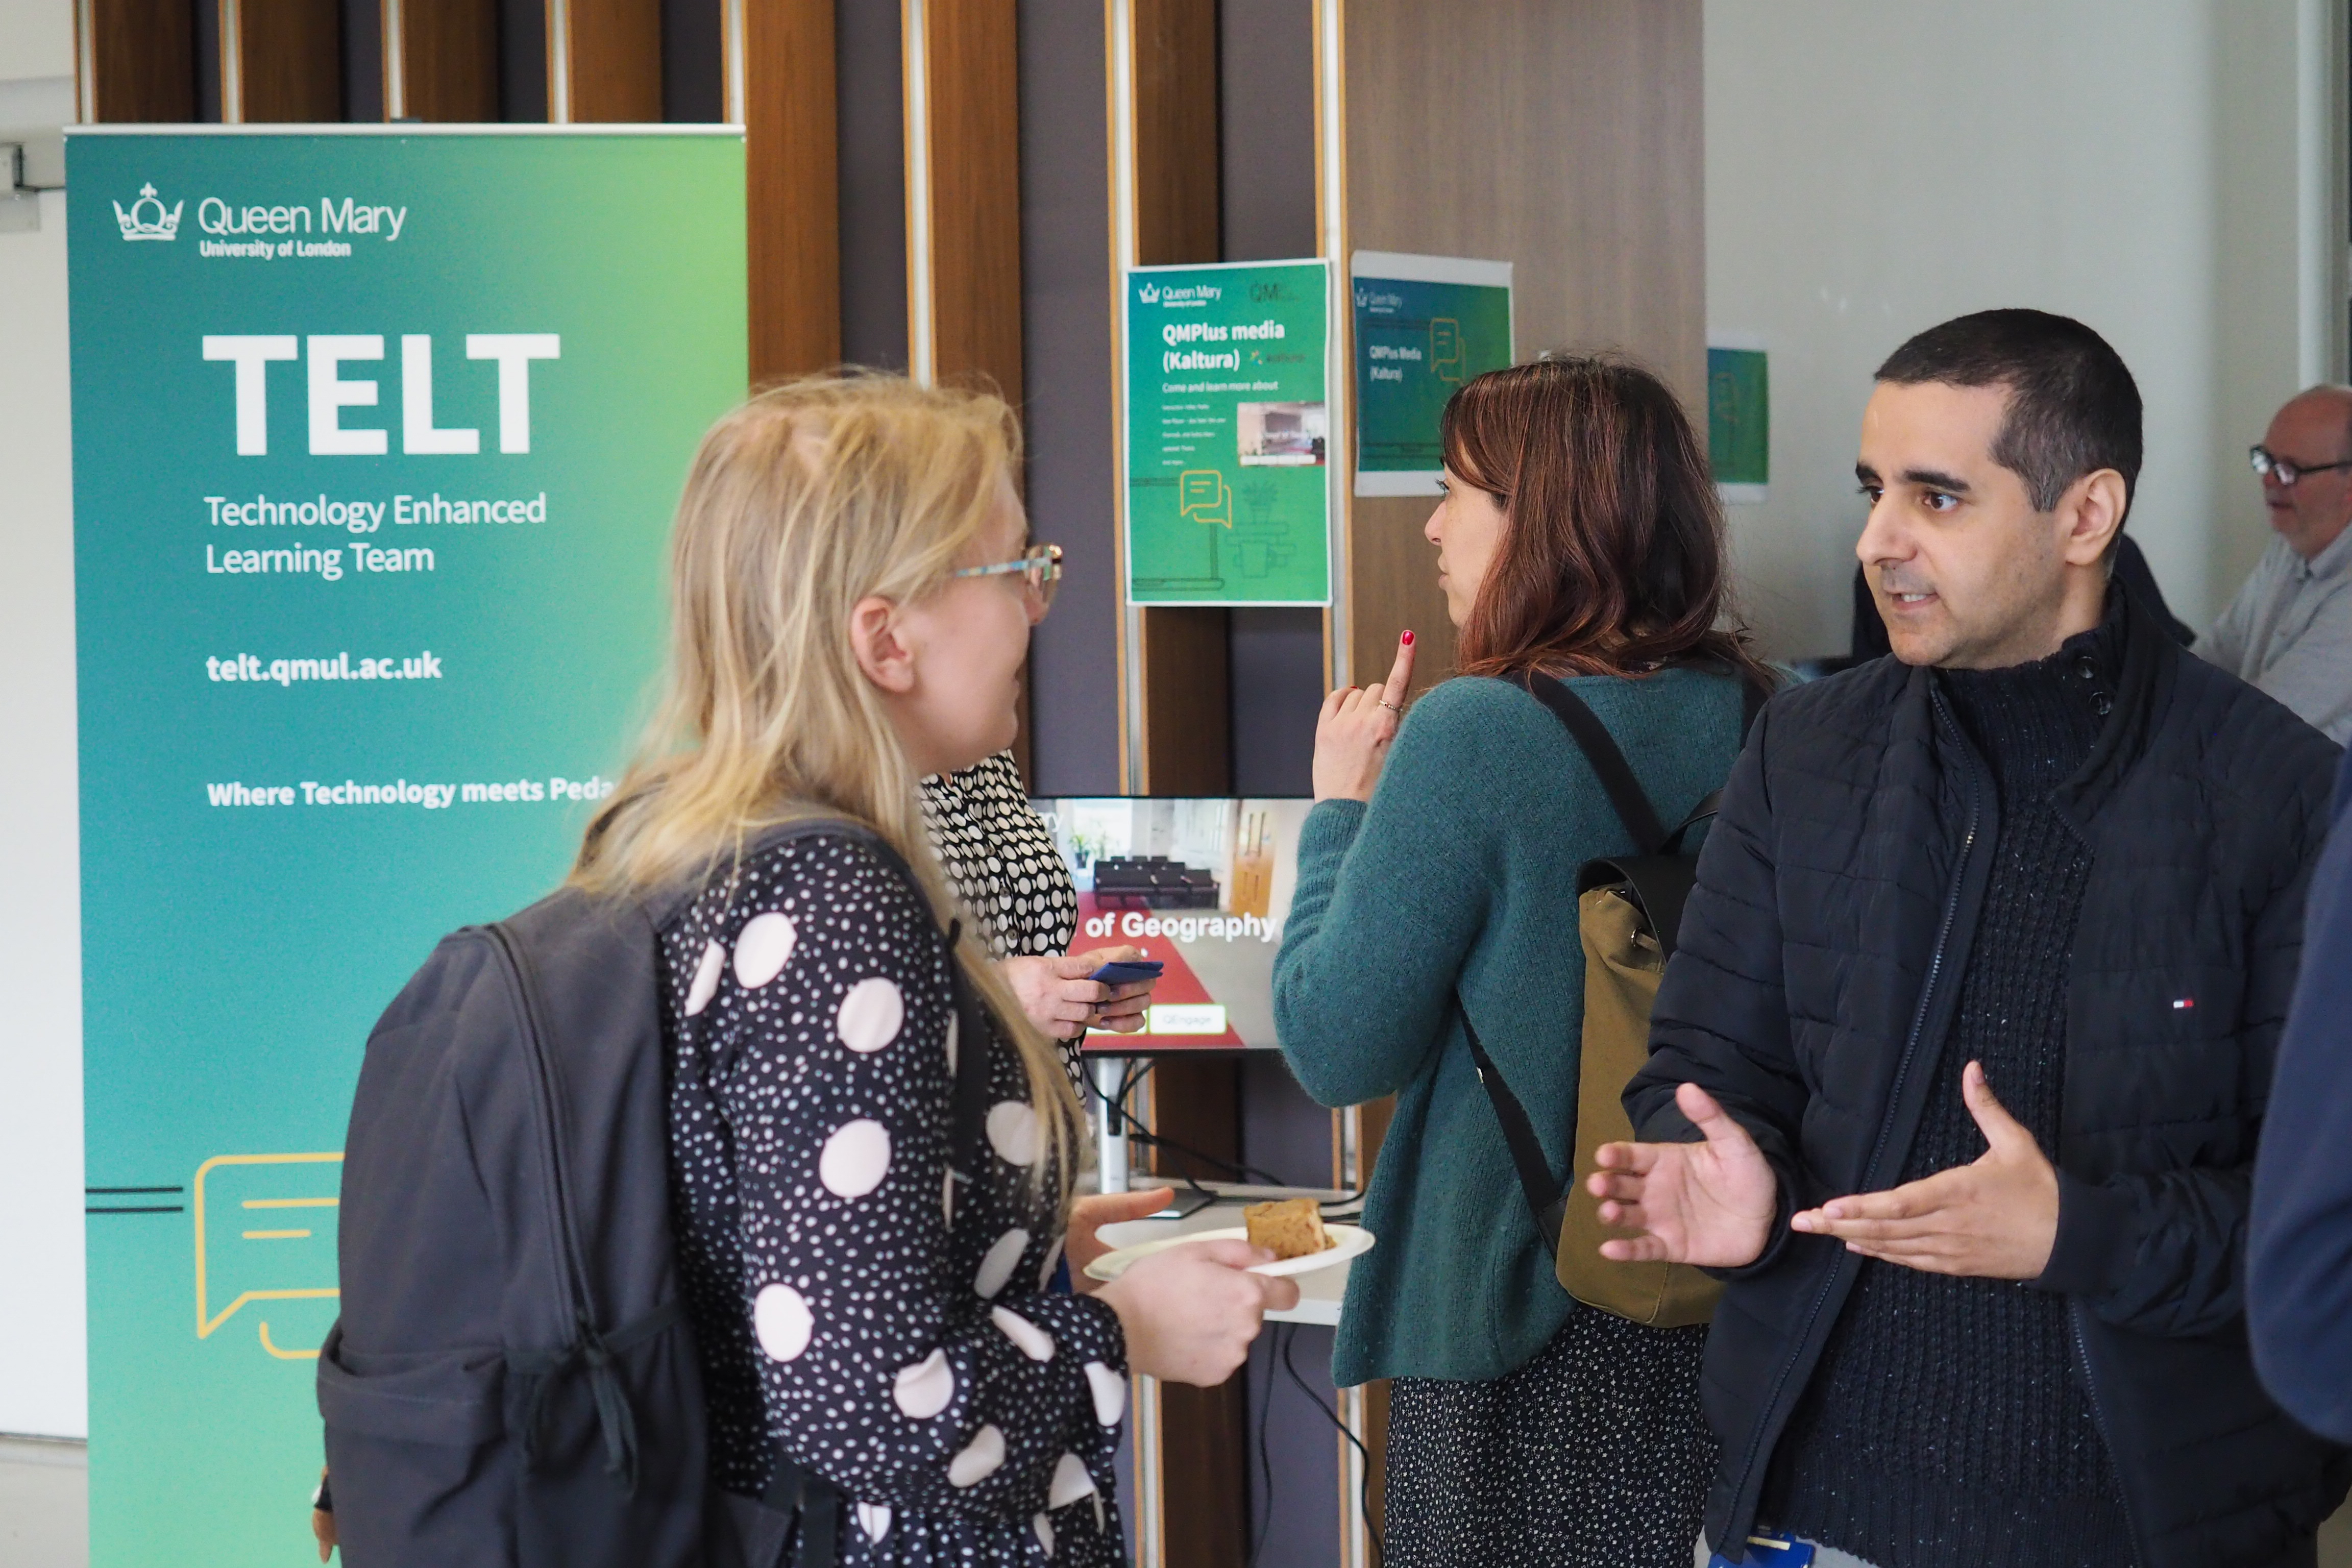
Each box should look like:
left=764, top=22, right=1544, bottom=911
left=1381, top=631, right=1417, bottom=712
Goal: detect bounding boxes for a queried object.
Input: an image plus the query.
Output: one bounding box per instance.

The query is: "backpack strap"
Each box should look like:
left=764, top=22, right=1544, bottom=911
left=1518, top=673, right=1668, bottom=854
left=1459, top=1002, right=1571, bottom=1252
left=1462, top=667, right=1767, bottom=1252
left=1741, top=670, right=1770, bottom=738
left=942, top=919, right=996, bottom=1200
left=762, top=1448, right=843, bottom=1568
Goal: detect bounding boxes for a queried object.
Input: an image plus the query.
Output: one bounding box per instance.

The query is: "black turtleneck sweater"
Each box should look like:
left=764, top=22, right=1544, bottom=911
left=1765, top=607, right=2135, bottom=1568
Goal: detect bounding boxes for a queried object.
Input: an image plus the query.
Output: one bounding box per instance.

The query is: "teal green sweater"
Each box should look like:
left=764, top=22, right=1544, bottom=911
left=1273, top=669, right=1747, bottom=1387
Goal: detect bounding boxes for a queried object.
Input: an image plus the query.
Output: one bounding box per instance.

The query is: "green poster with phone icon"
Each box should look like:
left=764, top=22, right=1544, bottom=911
left=1122, top=259, right=1331, bottom=605
left=66, top=126, right=745, bottom=1567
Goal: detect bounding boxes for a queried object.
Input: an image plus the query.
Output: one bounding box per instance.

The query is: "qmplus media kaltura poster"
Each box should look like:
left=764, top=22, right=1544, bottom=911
left=65, top=127, right=747, bottom=1566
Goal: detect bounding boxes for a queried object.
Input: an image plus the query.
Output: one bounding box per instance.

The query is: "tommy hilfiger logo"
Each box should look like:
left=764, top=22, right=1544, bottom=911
left=114, top=183, right=182, bottom=241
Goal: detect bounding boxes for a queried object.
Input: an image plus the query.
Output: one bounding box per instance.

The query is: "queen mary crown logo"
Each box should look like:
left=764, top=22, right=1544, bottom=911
left=114, top=183, right=182, bottom=241
left=1138, top=281, right=1161, bottom=304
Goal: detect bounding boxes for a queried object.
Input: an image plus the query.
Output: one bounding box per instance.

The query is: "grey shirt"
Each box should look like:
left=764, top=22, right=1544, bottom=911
left=2199, top=526, right=2352, bottom=742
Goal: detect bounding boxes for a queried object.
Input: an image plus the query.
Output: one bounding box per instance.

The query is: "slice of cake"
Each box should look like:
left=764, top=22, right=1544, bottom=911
left=1243, top=1197, right=1333, bottom=1260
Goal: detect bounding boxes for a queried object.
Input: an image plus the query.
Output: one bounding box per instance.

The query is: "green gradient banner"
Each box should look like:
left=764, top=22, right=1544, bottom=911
left=65, top=128, right=745, bottom=1567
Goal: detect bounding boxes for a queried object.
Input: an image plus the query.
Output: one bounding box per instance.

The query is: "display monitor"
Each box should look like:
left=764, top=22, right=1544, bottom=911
left=1027, top=796, right=1311, bottom=1052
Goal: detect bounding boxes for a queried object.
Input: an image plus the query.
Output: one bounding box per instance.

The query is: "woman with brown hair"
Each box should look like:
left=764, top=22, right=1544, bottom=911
left=1273, top=356, right=1770, bottom=1566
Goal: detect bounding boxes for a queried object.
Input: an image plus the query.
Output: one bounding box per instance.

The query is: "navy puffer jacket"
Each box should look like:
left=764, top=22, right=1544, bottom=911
left=1630, top=593, right=2349, bottom=1568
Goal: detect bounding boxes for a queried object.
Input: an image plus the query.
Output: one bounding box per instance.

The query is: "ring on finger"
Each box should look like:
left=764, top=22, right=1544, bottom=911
left=1378, top=700, right=1402, bottom=713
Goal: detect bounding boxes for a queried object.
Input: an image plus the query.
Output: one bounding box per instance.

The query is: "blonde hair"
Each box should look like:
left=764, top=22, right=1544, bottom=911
left=576, top=371, right=1081, bottom=1184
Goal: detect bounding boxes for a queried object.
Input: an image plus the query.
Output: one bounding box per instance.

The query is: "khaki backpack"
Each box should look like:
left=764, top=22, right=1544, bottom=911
left=1458, top=671, right=1761, bottom=1330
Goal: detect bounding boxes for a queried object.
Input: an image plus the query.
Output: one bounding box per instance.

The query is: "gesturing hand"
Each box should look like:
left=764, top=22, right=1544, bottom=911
left=1790, top=1061, right=2059, bottom=1280
left=1586, top=1082, right=1779, bottom=1268
left=1311, top=631, right=1416, bottom=802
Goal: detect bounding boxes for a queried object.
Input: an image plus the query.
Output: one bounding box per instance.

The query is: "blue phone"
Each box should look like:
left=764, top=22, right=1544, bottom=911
left=1708, top=1537, right=1815, bottom=1568
left=1088, top=960, right=1164, bottom=986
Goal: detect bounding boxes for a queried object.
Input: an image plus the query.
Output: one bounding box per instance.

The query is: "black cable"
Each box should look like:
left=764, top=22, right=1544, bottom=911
left=1246, top=1327, right=1280, bottom=1568
left=1081, top=1061, right=1380, bottom=1559
left=1082, top=1061, right=1223, bottom=1205
left=1278, top=1325, right=1386, bottom=1568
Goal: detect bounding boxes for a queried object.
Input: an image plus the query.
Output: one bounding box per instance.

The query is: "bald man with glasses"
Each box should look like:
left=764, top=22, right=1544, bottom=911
left=2203, top=386, right=2352, bottom=741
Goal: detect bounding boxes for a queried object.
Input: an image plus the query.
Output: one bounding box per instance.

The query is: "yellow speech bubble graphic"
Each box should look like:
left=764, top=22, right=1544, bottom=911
left=193, top=1152, right=342, bottom=1359
left=1431, top=317, right=1464, bottom=382
left=1178, top=469, right=1231, bottom=528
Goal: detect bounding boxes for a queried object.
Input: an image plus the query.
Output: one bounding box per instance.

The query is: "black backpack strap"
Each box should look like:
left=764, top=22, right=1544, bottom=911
left=1739, top=668, right=1771, bottom=742
left=941, top=919, right=995, bottom=1194
left=1457, top=668, right=1761, bottom=1250
left=762, top=1448, right=843, bottom=1568
left=1458, top=1002, right=1569, bottom=1253
left=1519, top=673, right=1668, bottom=854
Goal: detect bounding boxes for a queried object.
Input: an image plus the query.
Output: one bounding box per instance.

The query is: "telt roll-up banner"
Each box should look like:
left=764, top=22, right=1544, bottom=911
left=65, top=126, right=746, bottom=1566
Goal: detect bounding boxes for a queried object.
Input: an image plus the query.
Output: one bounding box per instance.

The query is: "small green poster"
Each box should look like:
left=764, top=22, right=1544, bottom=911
left=1709, top=342, right=1770, bottom=496
left=1123, top=259, right=1331, bottom=605
left=1352, top=251, right=1512, bottom=497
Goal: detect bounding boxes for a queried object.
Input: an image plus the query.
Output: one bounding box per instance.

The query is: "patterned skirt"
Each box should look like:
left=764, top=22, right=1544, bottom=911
left=1384, top=1307, right=1714, bottom=1568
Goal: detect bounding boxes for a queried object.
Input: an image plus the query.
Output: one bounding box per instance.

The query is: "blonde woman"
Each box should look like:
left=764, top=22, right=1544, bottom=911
left=570, top=374, right=1292, bottom=1566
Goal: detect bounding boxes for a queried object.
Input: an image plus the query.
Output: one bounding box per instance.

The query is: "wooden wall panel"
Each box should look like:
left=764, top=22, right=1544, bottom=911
left=920, top=0, right=1023, bottom=405
left=1340, top=0, right=1704, bottom=697
left=227, top=0, right=343, bottom=121
left=1130, top=0, right=1218, bottom=266
left=1123, top=9, right=1245, bottom=1545
left=1015, top=0, right=1120, bottom=795
left=1343, top=0, right=1704, bottom=402
left=1138, top=606, right=1231, bottom=794
left=386, top=0, right=498, bottom=121
left=553, top=0, right=662, bottom=121
left=1330, top=7, right=1706, bottom=1557
left=82, top=0, right=198, bottom=121
left=1126, top=0, right=1227, bottom=799
left=738, top=0, right=840, bottom=380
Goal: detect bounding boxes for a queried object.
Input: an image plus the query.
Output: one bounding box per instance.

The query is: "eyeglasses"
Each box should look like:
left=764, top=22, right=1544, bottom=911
left=951, top=542, right=1063, bottom=608
left=2249, top=446, right=2352, bottom=486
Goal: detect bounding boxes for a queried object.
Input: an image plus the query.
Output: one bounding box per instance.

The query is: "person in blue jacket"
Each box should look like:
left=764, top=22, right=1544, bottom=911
left=2250, top=747, right=2352, bottom=1438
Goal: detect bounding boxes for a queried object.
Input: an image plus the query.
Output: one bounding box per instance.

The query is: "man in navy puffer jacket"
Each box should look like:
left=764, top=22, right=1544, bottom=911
left=1590, top=310, right=2347, bottom=1568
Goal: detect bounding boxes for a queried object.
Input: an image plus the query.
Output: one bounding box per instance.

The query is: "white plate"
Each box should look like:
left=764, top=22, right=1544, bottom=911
left=1082, top=1223, right=1375, bottom=1283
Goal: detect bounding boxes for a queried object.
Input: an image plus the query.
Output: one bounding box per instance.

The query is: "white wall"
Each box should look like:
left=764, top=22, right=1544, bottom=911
left=0, top=4, right=86, bottom=1438
left=1706, top=0, right=2341, bottom=660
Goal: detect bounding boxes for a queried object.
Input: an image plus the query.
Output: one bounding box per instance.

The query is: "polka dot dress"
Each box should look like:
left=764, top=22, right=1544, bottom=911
left=1384, top=1308, right=1713, bottom=1568
left=919, top=753, right=1076, bottom=963
left=664, top=831, right=1126, bottom=1565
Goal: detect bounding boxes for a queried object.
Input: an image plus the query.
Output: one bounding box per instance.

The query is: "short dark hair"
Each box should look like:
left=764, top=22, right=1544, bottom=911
left=1875, top=309, right=2142, bottom=514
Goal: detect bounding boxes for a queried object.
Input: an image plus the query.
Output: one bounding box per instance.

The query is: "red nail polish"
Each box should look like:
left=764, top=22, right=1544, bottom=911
left=1402, top=630, right=1415, bottom=646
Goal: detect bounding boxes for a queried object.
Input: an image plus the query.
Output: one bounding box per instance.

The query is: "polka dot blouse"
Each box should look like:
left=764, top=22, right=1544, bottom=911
left=663, top=831, right=1127, bottom=1565
left=919, top=753, right=1076, bottom=964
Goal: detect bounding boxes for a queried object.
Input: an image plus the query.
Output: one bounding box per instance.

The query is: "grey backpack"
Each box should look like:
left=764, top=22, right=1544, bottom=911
left=320, top=820, right=993, bottom=1568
